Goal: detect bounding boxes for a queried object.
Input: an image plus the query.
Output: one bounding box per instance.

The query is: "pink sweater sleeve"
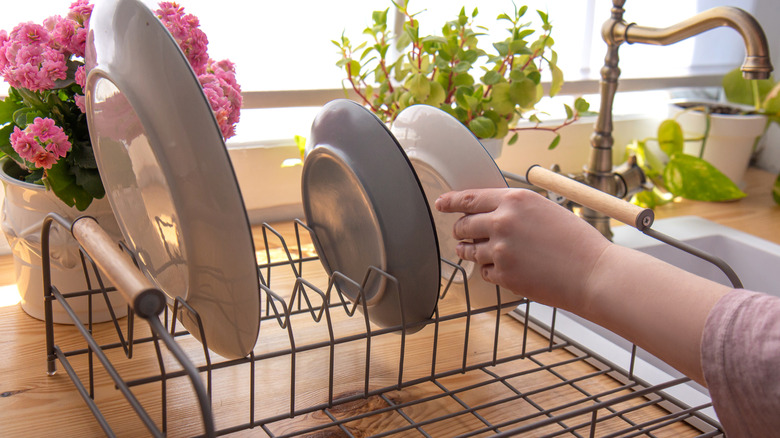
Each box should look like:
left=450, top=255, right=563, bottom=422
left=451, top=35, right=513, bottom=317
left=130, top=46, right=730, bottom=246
left=701, top=289, right=780, bottom=437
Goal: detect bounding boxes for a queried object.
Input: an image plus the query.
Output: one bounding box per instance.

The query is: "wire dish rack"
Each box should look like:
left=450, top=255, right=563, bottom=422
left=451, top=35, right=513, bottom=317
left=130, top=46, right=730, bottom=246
left=40, top=214, right=725, bottom=437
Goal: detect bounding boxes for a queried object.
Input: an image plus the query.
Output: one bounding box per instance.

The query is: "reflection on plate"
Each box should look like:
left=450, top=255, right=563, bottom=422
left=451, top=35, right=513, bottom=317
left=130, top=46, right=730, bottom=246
left=86, top=0, right=259, bottom=359
left=392, top=105, right=520, bottom=312
left=302, top=100, right=440, bottom=332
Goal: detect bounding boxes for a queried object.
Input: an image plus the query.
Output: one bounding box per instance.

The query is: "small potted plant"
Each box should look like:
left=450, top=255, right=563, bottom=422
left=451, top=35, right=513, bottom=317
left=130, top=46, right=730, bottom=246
left=0, top=0, right=241, bottom=322
left=333, top=1, right=589, bottom=157
left=654, top=68, right=780, bottom=207
left=626, top=119, right=749, bottom=208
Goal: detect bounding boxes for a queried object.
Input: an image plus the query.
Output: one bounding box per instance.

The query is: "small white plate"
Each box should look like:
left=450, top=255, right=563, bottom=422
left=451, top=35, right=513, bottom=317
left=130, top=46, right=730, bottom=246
left=302, top=100, right=440, bottom=332
left=86, top=0, right=260, bottom=359
left=392, top=105, right=520, bottom=312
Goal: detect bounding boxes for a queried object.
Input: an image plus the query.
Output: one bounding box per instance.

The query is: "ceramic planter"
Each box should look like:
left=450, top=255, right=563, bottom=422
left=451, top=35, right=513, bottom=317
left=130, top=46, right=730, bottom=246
left=671, top=101, right=767, bottom=185
left=0, top=157, right=126, bottom=323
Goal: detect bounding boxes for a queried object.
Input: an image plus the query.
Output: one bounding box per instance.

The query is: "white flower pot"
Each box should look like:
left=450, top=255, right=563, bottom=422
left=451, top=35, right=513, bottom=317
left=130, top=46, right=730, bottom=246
left=479, top=137, right=504, bottom=159
left=670, top=101, right=767, bottom=185
left=0, top=158, right=127, bottom=324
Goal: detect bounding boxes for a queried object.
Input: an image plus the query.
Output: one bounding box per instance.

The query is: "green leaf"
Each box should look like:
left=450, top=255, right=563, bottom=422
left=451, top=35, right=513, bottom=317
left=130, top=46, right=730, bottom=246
left=722, top=67, right=775, bottom=107
left=488, top=82, right=514, bottom=115
left=629, top=139, right=664, bottom=180
left=73, top=167, right=105, bottom=199
left=406, top=73, right=431, bottom=101
left=663, top=154, right=746, bottom=201
left=45, top=159, right=94, bottom=210
left=469, top=116, right=497, bottom=139
left=425, top=81, right=446, bottom=107
left=508, top=132, right=519, bottom=145
left=549, top=64, right=563, bottom=97
left=574, top=97, right=590, bottom=113
left=482, top=70, right=501, bottom=85
left=657, top=119, right=683, bottom=157
left=563, top=104, right=573, bottom=120
left=492, top=41, right=509, bottom=57
left=0, top=95, right=23, bottom=125
left=773, top=173, right=780, bottom=205
left=509, top=78, right=536, bottom=109
left=631, top=186, right=673, bottom=209
left=294, top=135, right=306, bottom=158
left=13, top=108, right=40, bottom=128
left=547, top=134, right=561, bottom=150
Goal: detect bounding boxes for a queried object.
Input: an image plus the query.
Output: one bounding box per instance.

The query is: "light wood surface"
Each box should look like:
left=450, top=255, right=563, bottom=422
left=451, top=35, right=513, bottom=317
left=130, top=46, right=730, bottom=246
left=0, top=167, right=777, bottom=437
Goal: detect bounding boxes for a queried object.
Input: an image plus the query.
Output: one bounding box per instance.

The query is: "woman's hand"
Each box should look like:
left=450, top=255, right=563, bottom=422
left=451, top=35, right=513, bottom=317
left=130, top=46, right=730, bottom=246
left=436, top=187, right=730, bottom=384
left=434, top=188, right=611, bottom=311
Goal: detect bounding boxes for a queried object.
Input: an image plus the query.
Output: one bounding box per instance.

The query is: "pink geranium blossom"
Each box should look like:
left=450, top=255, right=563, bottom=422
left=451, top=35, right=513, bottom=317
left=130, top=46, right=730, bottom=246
left=199, top=59, right=242, bottom=139
left=156, top=2, right=209, bottom=74
left=10, top=118, right=71, bottom=169
left=0, top=21, right=68, bottom=91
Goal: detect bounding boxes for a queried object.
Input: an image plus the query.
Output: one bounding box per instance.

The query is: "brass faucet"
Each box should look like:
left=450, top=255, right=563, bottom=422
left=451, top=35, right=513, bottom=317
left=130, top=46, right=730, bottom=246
left=584, top=0, right=773, bottom=239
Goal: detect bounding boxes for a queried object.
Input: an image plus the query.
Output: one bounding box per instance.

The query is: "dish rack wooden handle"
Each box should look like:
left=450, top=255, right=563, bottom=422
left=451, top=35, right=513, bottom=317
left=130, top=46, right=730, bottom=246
left=71, top=217, right=166, bottom=318
left=526, top=165, right=654, bottom=230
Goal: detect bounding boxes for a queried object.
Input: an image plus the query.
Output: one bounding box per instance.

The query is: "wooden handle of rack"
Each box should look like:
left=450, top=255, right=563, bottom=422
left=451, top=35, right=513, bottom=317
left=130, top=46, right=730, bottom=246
left=526, top=165, right=654, bottom=230
left=71, top=217, right=166, bottom=318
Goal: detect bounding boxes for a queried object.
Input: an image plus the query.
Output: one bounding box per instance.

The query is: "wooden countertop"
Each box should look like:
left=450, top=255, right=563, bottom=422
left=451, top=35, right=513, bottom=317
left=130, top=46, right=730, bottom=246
left=0, top=168, right=776, bottom=437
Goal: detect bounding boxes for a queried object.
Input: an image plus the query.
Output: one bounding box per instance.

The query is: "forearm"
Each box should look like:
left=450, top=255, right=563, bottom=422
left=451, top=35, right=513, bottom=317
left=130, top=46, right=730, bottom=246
left=574, top=243, right=731, bottom=385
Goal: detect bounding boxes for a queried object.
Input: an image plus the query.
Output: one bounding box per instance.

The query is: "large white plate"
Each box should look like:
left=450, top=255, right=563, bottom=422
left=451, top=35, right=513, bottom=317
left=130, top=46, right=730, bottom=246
left=302, top=100, right=440, bottom=332
left=85, top=0, right=259, bottom=359
left=391, top=105, right=520, bottom=312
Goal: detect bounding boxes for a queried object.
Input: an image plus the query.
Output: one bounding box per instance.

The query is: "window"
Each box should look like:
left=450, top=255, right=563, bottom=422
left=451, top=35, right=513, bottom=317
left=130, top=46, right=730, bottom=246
left=4, top=1, right=771, bottom=93
left=2, top=1, right=776, bottom=121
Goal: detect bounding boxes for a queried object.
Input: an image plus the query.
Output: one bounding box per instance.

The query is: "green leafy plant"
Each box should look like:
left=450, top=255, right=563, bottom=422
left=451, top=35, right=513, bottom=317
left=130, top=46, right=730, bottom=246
left=627, top=118, right=747, bottom=209
left=333, top=1, right=589, bottom=149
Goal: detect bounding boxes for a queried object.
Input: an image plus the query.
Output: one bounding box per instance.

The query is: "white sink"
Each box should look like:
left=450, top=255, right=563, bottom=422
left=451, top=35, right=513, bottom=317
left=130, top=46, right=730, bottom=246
left=524, top=216, right=780, bottom=423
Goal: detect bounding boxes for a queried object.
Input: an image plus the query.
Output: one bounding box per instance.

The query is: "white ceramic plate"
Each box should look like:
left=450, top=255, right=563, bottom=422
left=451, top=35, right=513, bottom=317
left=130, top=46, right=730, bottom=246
left=391, top=105, right=520, bottom=312
left=85, top=0, right=260, bottom=359
left=302, top=100, right=440, bottom=332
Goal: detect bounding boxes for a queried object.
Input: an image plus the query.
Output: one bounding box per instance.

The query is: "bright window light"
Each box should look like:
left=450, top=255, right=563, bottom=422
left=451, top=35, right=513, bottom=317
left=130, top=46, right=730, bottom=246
left=1, top=0, right=761, bottom=95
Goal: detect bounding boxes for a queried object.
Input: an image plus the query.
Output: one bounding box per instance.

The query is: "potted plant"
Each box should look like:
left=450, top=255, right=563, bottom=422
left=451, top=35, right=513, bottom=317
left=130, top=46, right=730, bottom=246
left=626, top=118, right=749, bottom=208
left=627, top=91, right=780, bottom=208
left=333, top=1, right=589, bottom=157
left=0, top=0, right=241, bottom=322
left=643, top=68, right=780, bottom=208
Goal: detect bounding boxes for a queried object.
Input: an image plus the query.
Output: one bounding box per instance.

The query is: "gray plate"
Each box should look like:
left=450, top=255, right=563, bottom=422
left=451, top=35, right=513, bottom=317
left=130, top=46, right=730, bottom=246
left=86, top=0, right=259, bottom=359
left=302, top=100, right=440, bottom=332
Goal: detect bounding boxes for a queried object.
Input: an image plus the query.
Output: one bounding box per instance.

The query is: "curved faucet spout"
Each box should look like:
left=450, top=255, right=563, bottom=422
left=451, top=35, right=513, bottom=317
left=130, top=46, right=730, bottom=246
left=585, top=2, right=774, bottom=240
left=610, top=6, right=772, bottom=79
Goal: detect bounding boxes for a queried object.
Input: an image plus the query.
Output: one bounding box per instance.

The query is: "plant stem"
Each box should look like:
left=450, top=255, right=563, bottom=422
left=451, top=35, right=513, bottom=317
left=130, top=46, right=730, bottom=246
left=509, top=111, right=580, bottom=133
left=751, top=79, right=761, bottom=111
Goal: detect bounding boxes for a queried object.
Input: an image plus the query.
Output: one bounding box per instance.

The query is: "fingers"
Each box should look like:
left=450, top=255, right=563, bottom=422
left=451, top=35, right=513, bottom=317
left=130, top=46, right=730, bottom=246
left=452, top=213, right=492, bottom=240
left=434, top=188, right=507, bottom=214
left=455, top=240, right=493, bottom=265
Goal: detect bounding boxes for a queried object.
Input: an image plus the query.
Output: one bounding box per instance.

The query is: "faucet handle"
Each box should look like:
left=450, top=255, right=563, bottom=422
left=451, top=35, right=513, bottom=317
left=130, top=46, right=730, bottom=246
left=526, top=165, right=654, bottom=231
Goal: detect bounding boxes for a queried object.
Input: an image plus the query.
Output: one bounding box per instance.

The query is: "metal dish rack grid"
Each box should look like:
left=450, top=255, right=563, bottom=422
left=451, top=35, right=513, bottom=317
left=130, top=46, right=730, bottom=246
left=41, top=214, right=725, bottom=437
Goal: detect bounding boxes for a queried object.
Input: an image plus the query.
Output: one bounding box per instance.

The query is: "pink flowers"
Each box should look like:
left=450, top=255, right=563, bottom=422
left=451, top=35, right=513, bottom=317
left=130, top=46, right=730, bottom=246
left=0, top=24, right=67, bottom=92
left=199, top=60, right=242, bottom=139
left=156, top=2, right=210, bottom=75
left=0, top=0, right=93, bottom=92
left=156, top=3, right=241, bottom=138
left=10, top=118, right=72, bottom=169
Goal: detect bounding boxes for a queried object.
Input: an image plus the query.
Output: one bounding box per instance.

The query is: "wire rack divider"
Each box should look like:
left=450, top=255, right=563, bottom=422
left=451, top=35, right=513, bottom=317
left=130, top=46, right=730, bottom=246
left=41, top=213, right=725, bottom=437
